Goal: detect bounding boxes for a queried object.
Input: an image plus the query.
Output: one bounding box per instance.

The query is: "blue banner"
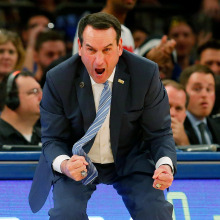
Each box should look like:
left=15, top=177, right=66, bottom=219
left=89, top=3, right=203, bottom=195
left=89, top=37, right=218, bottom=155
left=0, top=179, right=219, bottom=220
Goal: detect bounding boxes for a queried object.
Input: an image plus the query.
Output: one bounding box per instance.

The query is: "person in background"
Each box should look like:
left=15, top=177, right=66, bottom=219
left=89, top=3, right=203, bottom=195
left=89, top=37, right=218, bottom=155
left=0, top=29, right=25, bottom=83
left=128, top=9, right=176, bottom=81
left=196, top=39, right=220, bottom=75
left=21, top=10, right=52, bottom=48
left=0, top=29, right=25, bottom=112
left=163, top=79, right=190, bottom=146
left=33, top=30, right=66, bottom=83
left=21, top=9, right=53, bottom=75
left=138, top=35, right=177, bottom=81
left=0, top=70, right=42, bottom=146
left=131, top=25, right=150, bottom=53
left=29, top=12, right=176, bottom=219
left=72, top=0, right=137, bottom=54
left=166, top=16, right=196, bottom=79
left=101, top=0, right=136, bottom=52
left=196, top=39, right=220, bottom=115
left=180, top=64, right=220, bottom=147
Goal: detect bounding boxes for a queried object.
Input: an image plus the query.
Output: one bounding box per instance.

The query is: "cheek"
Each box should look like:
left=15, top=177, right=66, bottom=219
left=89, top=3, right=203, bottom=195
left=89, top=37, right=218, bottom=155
left=109, top=53, right=120, bottom=65
left=188, top=91, right=197, bottom=100
left=210, top=93, right=216, bottom=103
left=82, top=55, right=93, bottom=68
left=179, top=112, right=186, bottom=123
left=12, top=54, right=18, bottom=65
left=188, top=95, right=197, bottom=107
left=27, top=99, right=39, bottom=110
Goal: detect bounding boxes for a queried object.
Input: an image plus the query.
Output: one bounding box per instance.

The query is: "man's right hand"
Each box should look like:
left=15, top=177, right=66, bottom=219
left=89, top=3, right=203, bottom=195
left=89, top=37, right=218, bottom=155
left=60, top=155, right=88, bottom=181
left=171, top=117, right=190, bottom=146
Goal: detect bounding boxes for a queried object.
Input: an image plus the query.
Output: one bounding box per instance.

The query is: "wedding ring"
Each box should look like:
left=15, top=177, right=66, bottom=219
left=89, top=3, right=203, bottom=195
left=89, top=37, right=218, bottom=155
left=81, top=170, right=87, bottom=177
left=156, top=183, right=162, bottom=189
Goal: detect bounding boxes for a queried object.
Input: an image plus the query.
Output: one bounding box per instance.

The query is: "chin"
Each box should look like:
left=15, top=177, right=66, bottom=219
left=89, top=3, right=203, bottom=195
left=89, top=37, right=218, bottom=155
left=200, top=111, right=211, bottom=117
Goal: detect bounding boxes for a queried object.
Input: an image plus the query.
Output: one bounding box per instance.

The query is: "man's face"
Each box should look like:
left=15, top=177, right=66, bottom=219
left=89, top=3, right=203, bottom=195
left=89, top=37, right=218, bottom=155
left=17, top=76, right=42, bottom=116
left=0, top=41, right=18, bottom=76
left=34, top=40, right=66, bottom=71
left=165, top=85, right=187, bottom=123
left=27, top=16, right=50, bottom=35
left=186, top=72, right=215, bottom=119
left=159, top=57, right=174, bottom=80
left=22, top=15, right=50, bottom=44
left=168, top=22, right=195, bottom=58
left=78, top=25, right=123, bottom=84
left=132, top=30, right=148, bottom=49
left=199, top=49, right=220, bottom=75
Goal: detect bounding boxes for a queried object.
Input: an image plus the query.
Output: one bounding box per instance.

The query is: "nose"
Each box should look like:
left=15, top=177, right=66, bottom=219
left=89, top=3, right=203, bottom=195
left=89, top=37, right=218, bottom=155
left=175, top=35, right=185, bottom=44
left=200, top=88, right=211, bottom=98
left=95, top=52, right=104, bottom=66
left=170, top=107, right=176, bottom=118
left=2, top=51, right=11, bottom=59
left=38, top=89, right=43, bottom=101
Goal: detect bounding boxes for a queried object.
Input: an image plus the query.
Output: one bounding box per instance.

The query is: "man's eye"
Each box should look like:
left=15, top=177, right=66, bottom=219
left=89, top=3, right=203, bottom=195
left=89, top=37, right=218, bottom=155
left=104, top=48, right=110, bottom=52
left=176, top=107, right=183, bottom=111
left=207, top=87, right=214, bottom=93
left=193, top=87, right=201, bottom=92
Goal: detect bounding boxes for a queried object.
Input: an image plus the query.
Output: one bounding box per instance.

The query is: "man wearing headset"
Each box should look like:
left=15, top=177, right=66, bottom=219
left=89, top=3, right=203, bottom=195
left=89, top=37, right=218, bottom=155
left=0, top=70, right=42, bottom=146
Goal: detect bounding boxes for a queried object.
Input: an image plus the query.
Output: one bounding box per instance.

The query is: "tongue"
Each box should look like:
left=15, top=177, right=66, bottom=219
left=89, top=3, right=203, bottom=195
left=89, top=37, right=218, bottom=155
left=96, top=68, right=105, bottom=74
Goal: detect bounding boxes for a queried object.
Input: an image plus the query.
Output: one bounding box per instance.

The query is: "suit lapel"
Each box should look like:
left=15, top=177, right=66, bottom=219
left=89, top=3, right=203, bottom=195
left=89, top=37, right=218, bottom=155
left=75, top=68, right=96, bottom=132
left=110, top=61, right=130, bottom=158
left=184, top=117, right=199, bottom=144
left=207, top=117, right=220, bottom=144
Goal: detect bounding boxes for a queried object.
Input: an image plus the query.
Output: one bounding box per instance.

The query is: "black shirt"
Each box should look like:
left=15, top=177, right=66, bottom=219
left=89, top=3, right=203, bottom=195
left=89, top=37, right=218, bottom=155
left=0, top=118, right=41, bottom=146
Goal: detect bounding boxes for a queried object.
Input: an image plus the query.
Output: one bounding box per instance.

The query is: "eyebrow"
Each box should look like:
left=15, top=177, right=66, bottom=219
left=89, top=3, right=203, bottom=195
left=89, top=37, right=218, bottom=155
left=193, top=82, right=215, bottom=86
left=85, top=43, right=113, bottom=49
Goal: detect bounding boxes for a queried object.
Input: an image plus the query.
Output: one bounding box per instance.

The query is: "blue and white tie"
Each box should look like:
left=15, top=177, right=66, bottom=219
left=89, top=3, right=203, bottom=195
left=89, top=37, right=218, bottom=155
left=72, top=81, right=112, bottom=185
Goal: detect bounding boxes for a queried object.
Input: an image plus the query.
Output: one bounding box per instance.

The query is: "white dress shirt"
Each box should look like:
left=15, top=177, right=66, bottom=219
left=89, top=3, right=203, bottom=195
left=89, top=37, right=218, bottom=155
left=53, top=69, right=173, bottom=173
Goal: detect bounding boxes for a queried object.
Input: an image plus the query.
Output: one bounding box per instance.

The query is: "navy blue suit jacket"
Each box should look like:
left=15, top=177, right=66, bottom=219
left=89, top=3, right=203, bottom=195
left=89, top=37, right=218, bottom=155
left=29, top=50, right=177, bottom=213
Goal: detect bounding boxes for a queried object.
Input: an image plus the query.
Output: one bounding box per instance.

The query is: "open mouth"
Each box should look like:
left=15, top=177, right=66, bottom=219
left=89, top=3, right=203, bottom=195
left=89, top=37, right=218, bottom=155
left=95, top=68, right=105, bottom=75
left=201, top=102, right=209, bottom=107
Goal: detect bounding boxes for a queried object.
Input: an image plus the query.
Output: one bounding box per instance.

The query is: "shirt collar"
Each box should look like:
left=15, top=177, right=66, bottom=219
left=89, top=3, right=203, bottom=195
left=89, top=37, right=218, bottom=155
left=186, top=111, right=207, bottom=126
left=90, top=67, right=115, bottom=86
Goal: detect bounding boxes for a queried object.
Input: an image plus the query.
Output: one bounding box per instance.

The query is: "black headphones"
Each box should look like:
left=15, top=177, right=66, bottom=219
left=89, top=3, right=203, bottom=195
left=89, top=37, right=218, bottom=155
left=5, top=70, right=21, bottom=110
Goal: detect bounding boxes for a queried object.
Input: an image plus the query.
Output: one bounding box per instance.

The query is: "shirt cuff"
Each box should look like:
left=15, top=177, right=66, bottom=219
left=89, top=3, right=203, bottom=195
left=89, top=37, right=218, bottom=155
left=52, top=155, right=71, bottom=173
left=156, top=156, right=174, bottom=174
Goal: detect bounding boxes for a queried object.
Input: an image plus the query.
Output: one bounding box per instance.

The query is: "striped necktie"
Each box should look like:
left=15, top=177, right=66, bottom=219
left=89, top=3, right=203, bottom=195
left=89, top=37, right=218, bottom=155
left=72, top=81, right=112, bottom=185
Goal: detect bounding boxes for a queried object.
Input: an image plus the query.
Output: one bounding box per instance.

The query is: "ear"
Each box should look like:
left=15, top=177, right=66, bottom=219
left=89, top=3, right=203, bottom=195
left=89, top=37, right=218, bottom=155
left=118, top=38, right=123, bottom=56
left=78, top=38, right=82, bottom=56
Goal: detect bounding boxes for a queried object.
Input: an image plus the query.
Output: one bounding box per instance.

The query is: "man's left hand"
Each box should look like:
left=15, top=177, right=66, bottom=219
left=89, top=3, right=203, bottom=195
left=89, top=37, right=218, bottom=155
left=152, top=164, right=174, bottom=190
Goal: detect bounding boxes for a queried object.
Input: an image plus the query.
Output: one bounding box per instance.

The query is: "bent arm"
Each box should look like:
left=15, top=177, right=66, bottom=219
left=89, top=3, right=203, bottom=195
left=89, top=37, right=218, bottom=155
left=140, top=64, right=177, bottom=173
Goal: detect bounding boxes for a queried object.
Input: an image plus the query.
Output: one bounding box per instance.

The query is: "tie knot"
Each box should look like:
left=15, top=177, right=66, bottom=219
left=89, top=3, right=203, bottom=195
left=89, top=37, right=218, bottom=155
left=198, top=122, right=206, bottom=130
left=104, top=80, right=109, bottom=86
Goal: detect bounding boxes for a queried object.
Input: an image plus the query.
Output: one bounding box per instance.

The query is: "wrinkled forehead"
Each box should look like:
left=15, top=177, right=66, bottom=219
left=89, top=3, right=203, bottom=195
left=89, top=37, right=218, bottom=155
left=82, top=26, right=118, bottom=44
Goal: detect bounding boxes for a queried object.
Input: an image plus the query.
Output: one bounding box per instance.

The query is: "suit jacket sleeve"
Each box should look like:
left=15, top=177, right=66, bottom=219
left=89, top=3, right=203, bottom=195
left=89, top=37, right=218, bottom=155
left=40, top=71, right=74, bottom=166
left=140, top=64, right=177, bottom=172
